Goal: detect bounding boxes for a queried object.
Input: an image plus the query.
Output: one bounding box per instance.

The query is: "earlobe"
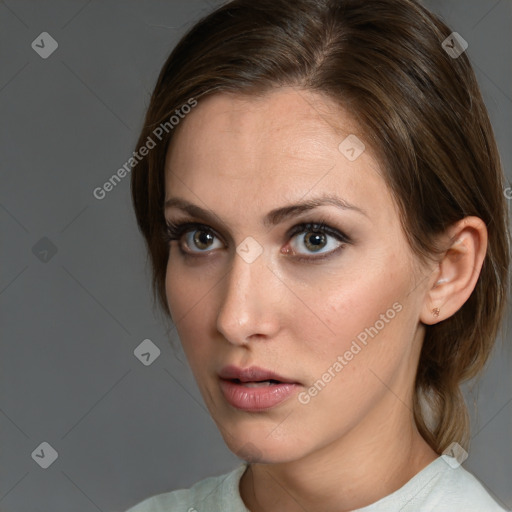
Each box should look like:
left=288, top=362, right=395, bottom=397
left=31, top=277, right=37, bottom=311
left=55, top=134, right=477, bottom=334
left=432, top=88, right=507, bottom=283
left=420, top=217, right=488, bottom=326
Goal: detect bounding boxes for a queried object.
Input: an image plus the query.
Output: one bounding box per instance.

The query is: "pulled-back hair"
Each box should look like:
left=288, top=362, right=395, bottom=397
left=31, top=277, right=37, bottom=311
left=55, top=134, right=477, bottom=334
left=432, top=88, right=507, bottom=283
left=131, top=0, right=510, bottom=454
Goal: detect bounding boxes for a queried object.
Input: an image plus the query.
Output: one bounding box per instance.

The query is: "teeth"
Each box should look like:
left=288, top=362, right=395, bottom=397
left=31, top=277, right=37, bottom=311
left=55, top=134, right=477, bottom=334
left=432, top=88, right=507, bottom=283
left=242, top=381, right=273, bottom=387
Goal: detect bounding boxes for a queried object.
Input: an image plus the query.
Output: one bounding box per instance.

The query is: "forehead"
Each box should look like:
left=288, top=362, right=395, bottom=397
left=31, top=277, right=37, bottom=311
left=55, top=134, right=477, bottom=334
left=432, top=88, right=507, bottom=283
left=167, top=87, right=365, bottom=170
left=190, top=87, right=355, bottom=135
left=163, top=87, right=393, bottom=227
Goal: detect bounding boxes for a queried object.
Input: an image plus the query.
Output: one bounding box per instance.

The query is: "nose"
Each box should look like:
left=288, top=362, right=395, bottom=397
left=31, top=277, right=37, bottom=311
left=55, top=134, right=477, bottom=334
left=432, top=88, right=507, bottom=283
left=216, top=249, right=281, bottom=346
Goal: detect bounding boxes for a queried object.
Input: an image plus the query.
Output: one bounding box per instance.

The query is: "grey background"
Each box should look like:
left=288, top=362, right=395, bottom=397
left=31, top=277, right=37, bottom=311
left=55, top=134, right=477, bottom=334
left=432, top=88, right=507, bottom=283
left=0, top=1, right=511, bottom=511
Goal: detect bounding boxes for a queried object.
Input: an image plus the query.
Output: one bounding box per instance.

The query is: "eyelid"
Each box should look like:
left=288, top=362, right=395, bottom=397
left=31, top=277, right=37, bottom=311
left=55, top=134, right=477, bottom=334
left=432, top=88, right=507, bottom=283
left=286, top=220, right=351, bottom=244
left=165, top=218, right=227, bottom=242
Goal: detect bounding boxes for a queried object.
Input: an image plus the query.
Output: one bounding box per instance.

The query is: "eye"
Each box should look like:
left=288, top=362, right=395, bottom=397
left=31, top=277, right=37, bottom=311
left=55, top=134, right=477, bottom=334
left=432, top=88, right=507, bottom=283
left=163, top=219, right=351, bottom=261
left=164, top=221, right=223, bottom=254
left=286, top=221, right=350, bottom=261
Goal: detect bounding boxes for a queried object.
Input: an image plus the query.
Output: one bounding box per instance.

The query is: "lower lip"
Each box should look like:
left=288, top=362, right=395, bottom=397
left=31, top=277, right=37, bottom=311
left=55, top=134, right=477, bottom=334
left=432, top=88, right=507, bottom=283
left=219, top=379, right=300, bottom=412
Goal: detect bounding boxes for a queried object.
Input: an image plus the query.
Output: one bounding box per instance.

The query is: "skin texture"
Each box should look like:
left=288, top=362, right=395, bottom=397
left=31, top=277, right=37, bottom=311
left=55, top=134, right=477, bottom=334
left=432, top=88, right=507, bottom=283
left=163, top=87, right=488, bottom=512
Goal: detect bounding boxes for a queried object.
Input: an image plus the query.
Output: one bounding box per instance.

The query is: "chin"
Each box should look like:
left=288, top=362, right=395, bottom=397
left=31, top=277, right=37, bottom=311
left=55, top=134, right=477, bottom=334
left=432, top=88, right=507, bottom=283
left=220, top=423, right=307, bottom=464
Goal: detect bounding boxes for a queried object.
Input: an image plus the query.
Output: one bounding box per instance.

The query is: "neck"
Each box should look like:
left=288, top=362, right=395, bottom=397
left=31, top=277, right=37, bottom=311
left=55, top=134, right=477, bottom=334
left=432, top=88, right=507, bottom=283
left=239, top=397, right=438, bottom=512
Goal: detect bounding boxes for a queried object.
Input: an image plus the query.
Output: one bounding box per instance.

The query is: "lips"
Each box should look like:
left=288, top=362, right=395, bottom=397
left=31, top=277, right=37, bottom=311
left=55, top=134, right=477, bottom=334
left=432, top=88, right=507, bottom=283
left=218, top=365, right=301, bottom=411
left=218, top=365, right=298, bottom=384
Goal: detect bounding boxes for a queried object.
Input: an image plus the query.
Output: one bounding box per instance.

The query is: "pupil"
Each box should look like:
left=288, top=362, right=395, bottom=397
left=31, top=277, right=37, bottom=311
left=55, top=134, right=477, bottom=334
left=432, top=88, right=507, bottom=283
left=194, top=231, right=213, bottom=249
left=306, top=232, right=326, bottom=251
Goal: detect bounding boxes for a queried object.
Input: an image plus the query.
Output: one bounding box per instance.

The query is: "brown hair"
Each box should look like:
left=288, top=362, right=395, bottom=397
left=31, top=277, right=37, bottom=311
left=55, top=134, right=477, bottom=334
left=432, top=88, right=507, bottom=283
left=130, top=0, right=510, bottom=454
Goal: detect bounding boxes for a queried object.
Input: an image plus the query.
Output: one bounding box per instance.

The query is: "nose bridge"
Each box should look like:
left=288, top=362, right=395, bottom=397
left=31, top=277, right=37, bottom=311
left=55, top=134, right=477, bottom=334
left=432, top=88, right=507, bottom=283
left=216, top=249, right=277, bottom=344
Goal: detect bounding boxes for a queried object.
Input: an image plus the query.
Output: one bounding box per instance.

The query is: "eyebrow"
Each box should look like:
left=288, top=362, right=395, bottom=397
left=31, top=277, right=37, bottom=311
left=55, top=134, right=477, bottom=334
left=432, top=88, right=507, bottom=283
left=164, top=193, right=368, bottom=228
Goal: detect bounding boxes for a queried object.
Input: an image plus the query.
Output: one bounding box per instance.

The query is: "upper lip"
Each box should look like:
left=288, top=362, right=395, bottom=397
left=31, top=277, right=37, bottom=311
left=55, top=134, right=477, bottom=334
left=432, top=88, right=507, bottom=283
left=218, top=365, right=299, bottom=384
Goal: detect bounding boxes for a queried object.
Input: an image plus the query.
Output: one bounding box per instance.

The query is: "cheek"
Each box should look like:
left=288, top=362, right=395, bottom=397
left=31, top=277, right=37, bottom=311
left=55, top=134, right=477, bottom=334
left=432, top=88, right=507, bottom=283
left=165, top=263, right=186, bottom=319
left=165, top=262, right=209, bottom=356
left=306, top=257, right=409, bottom=366
left=165, top=254, right=217, bottom=321
left=165, top=262, right=186, bottom=331
left=294, top=275, right=410, bottom=424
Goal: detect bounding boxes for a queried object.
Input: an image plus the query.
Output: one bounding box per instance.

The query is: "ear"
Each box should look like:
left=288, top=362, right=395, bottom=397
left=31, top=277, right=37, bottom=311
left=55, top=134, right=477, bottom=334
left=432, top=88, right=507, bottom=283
left=420, top=216, right=488, bottom=325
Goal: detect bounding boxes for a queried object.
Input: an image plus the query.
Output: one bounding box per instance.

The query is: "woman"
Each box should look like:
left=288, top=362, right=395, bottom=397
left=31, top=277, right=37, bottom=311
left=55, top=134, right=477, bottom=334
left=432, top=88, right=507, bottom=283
left=127, top=0, right=510, bottom=510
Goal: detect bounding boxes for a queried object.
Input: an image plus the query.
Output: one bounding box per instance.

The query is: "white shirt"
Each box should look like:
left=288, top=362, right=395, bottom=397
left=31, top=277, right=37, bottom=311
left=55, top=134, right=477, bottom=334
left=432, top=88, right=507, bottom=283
left=125, top=455, right=509, bottom=511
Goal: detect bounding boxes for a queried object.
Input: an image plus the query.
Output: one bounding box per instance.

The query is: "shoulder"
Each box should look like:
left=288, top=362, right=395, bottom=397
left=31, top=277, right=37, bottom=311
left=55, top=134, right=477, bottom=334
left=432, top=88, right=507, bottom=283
left=124, top=463, right=249, bottom=512
left=358, top=455, right=509, bottom=512
left=428, top=457, right=509, bottom=511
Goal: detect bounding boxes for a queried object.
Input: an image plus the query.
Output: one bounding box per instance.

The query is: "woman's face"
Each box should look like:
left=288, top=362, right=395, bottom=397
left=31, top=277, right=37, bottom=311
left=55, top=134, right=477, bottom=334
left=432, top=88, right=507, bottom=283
left=164, top=87, right=431, bottom=463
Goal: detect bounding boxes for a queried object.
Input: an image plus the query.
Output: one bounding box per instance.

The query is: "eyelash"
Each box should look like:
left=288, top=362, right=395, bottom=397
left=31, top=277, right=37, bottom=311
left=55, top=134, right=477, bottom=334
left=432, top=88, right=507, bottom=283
left=162, top=219, right=352, bottom=262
